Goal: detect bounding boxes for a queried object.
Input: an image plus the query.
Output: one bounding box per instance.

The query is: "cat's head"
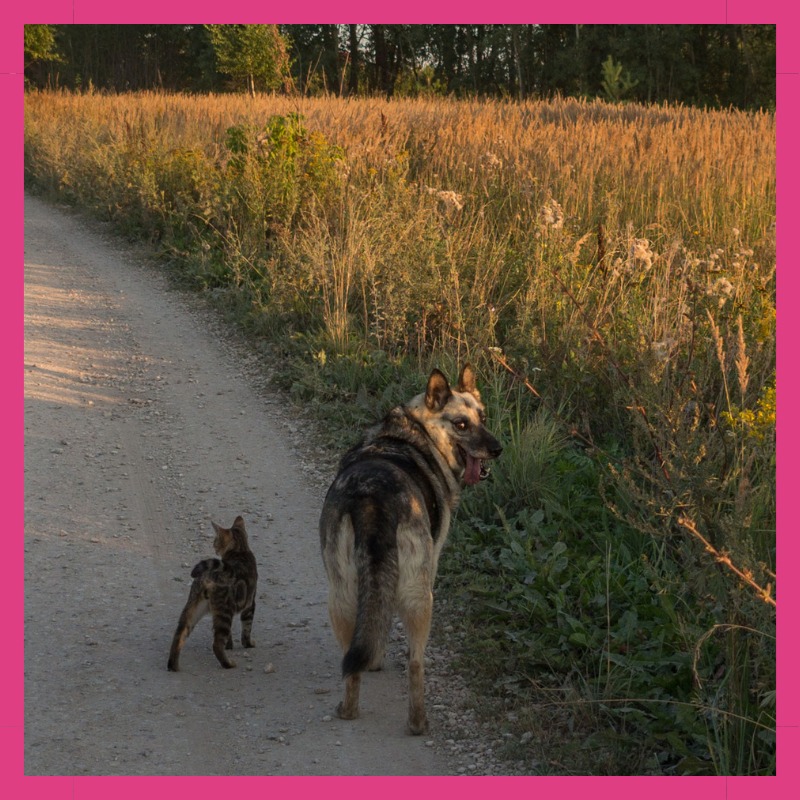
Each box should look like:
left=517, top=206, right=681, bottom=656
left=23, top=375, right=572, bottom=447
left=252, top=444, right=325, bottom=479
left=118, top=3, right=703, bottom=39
left=211, top=515, right=248, bottom=556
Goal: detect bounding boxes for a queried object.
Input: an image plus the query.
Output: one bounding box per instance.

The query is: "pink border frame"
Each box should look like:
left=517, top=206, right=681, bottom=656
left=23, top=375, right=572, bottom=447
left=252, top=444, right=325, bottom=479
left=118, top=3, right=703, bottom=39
left=6, top=2, right=797, bottom=796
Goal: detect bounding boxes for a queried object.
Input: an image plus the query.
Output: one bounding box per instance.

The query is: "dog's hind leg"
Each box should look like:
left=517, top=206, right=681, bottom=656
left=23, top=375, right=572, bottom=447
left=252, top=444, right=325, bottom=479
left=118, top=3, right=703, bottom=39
left=337, top=673, right=361, bottom=720
left=399, top=587, right=433, bottom=735
left=329, top=601, right=356, bottom=653
left=329, top=601, right=361, bottom=720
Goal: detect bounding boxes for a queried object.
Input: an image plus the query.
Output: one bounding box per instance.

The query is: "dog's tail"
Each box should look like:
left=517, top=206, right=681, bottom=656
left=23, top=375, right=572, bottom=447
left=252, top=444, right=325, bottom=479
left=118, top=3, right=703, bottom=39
left=341, top=505, right=399, bottom=678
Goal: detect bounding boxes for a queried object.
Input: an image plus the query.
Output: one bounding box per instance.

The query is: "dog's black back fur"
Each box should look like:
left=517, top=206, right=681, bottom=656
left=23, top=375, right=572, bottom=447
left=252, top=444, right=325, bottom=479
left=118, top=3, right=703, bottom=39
left=319, top=366, right=502, bottom=734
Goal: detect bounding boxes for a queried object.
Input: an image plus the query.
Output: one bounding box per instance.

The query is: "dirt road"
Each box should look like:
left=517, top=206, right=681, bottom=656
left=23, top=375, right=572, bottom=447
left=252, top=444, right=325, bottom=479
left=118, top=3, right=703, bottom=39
left=24, top=195, right=461, bottom=776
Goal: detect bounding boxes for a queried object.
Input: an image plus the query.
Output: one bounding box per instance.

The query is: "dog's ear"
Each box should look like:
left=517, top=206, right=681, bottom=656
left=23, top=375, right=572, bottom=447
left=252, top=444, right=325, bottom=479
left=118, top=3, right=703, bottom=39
left=457, top=364, right=481, bottom=400
left=425, top=369, right=452, bottom=411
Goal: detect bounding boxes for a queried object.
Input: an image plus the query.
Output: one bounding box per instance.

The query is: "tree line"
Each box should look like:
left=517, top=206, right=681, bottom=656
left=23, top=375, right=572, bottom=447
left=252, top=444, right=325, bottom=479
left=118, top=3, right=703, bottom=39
left=24, top=24, right=775, bottom=110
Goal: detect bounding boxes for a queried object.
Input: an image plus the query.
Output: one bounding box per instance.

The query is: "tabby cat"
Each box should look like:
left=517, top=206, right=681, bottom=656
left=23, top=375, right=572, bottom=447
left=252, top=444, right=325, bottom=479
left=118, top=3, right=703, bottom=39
left=167, top=516, right=258, bottom=670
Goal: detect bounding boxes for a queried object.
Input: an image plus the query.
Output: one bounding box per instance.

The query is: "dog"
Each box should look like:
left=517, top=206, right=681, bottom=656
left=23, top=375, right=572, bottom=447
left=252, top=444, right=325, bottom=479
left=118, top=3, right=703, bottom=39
left=319, top=365, right=502, bottom=734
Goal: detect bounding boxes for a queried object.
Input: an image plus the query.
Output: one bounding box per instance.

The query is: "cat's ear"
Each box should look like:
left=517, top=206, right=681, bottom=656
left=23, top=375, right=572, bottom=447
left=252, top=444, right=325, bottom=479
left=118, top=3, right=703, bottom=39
left=232, top=516, right=245, bottom=529
left=211, top=521, right=224, bottom=535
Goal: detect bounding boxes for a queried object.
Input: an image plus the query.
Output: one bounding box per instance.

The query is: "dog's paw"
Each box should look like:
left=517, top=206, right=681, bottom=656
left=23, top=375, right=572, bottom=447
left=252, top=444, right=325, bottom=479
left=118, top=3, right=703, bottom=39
left=336, top=701, right=359, bottom=721
left=406, top=714, right=428, bottom=736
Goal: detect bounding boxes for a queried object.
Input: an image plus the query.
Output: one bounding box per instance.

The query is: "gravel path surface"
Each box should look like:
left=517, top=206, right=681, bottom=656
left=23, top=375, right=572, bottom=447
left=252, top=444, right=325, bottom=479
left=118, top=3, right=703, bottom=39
left=24, top=195, right=521, bottom=777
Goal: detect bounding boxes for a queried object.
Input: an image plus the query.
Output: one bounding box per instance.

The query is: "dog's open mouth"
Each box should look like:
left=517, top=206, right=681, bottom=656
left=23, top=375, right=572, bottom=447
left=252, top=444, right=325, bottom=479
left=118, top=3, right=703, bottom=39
left=461, top=449, right=492, bottom=486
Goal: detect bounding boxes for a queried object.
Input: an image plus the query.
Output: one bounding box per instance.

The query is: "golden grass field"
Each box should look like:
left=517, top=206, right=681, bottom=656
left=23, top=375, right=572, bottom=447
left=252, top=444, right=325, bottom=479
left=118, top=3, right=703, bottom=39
left=25, top=90, right=776, bottom=774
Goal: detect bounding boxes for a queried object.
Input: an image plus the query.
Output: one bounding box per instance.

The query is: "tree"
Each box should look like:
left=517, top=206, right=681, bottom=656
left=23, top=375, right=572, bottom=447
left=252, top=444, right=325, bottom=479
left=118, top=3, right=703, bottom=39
left=24, top=24, right=62, bottom=86
left=206, top=25, right=291, bottom=96
left=25, top=23, right=775, bottom=108
left=282, top=25, right=344, bottom=95
left=347, top=25, right=360, bottom=96
left=24, top=24, right=61, bottom=67
left=600, top=54, right=639, bottom=102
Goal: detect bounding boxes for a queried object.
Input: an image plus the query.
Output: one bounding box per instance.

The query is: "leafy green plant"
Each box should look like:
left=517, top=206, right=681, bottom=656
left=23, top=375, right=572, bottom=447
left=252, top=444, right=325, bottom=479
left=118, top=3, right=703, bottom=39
left=223, top=113, right=344, bottom=237
left=601, top=55, right=639, bottom=102
left=206, top=24, right=291, bottom=96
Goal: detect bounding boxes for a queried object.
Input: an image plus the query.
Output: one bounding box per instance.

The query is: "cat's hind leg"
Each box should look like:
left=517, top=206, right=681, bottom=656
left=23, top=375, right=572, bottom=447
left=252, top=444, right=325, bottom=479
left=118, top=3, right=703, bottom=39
left=240, top=600, right=256, bottom=648
left=167, top=584, right=209, bottom=671
left=211, top=607, right=237, bottom=668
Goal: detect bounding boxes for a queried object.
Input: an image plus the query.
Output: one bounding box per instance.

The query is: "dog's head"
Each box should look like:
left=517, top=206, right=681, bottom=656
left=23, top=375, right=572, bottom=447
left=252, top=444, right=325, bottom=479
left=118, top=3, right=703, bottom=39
left=410, top=365, right=502, bottom=485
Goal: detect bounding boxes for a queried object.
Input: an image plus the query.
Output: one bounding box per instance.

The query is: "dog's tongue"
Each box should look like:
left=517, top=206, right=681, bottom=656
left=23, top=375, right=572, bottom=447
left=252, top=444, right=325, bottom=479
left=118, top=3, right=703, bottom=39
left=464, top=454, right=482, bottom=486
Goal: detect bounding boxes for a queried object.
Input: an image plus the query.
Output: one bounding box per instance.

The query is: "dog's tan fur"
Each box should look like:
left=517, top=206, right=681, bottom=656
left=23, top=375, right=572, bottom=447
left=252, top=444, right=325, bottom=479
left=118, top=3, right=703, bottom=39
left=319, top=365, right=502, bottom=733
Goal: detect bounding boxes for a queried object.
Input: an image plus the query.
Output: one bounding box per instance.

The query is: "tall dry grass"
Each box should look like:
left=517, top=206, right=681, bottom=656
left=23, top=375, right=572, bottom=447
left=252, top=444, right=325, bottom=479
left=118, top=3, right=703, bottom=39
left=24, top=90, right=774, bottom=233
left=25, top=90, right=776, bottom=774
left=24, top=91, right=775, bottom=360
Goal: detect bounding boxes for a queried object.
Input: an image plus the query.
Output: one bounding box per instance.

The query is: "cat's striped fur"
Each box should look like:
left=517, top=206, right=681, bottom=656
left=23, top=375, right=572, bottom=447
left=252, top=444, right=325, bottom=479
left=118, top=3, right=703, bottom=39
left=167, top=516, right=258, bottom=670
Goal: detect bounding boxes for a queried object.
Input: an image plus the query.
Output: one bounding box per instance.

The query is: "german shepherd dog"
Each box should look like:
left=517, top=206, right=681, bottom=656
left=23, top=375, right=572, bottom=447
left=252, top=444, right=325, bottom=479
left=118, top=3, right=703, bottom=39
left=319, top=365, right=502, bottom=734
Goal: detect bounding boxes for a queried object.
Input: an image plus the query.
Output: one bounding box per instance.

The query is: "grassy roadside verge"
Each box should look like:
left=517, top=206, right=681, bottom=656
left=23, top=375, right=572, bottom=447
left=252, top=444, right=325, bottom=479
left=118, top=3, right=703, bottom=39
left=25, top=90, right=776, bottom=774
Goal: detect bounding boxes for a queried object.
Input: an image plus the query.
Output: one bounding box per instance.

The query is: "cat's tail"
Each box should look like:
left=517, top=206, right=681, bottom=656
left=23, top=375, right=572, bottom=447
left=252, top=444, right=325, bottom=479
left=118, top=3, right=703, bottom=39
left=190, top=558, right=221, bottom=579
